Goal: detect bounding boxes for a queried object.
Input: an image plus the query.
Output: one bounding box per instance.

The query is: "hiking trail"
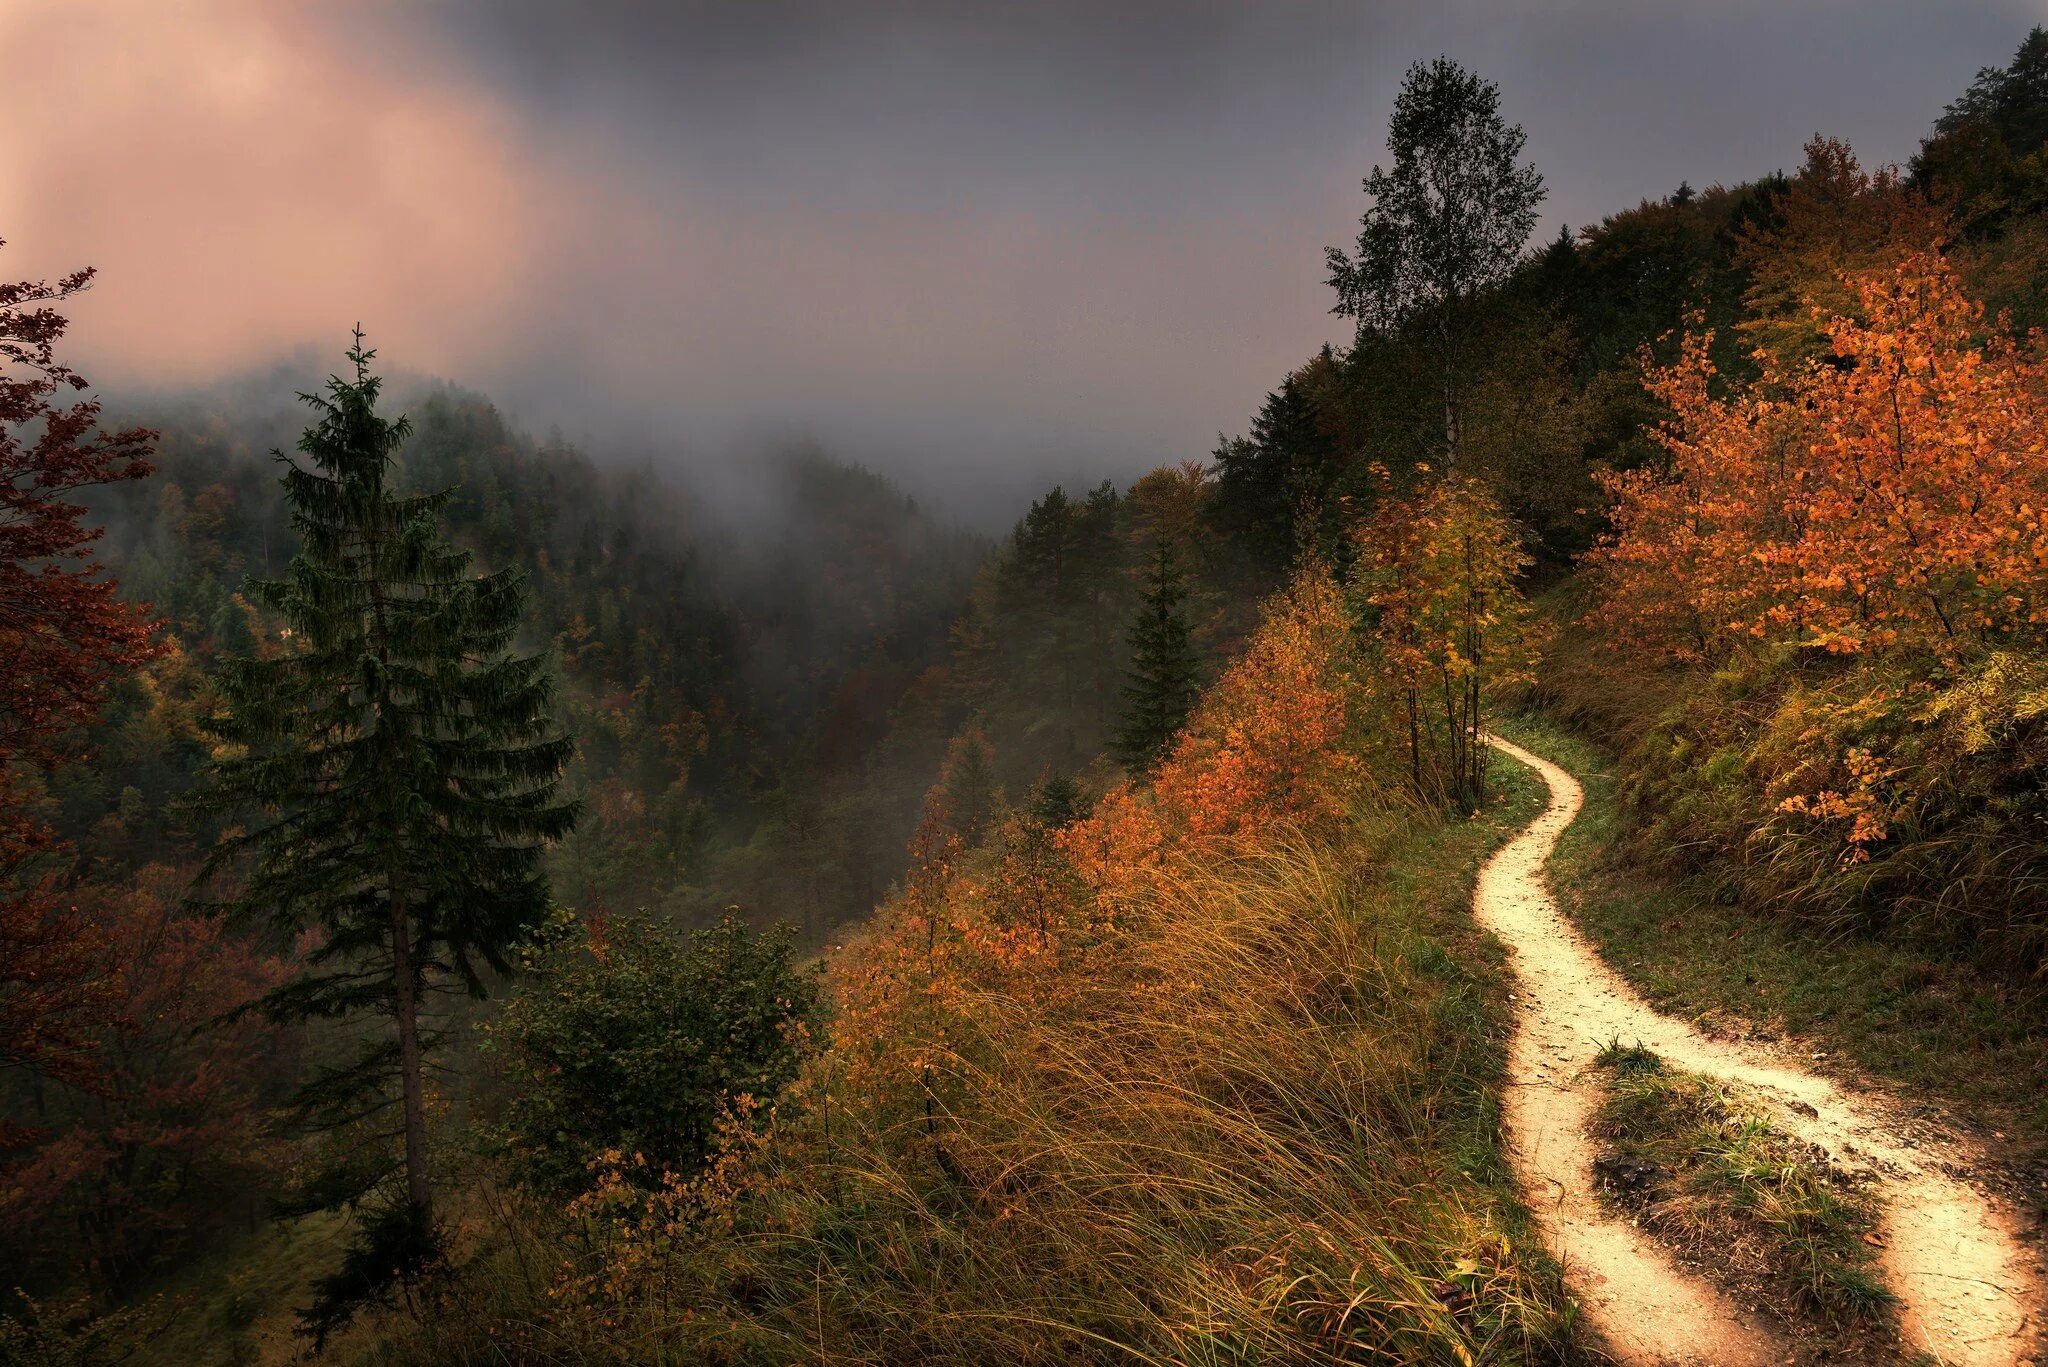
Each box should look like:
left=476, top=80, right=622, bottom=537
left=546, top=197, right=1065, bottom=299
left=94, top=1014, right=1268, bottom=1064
left=1480, top=735, right=2043, bottom=1366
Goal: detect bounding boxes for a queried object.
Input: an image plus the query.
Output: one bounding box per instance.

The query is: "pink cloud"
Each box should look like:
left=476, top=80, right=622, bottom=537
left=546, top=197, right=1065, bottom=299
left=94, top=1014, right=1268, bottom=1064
left=0, top=1, right=544, bottom=383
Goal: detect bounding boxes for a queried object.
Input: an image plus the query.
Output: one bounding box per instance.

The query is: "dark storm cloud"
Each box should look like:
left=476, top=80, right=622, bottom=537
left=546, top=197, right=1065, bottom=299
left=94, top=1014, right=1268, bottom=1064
left=6, top=2, right=2039, bottom=521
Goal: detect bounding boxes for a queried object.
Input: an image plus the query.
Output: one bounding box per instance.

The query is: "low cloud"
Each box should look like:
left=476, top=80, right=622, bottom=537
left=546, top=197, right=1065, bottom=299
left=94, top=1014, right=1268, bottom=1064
left=4, top=1, right=2038, bottom=521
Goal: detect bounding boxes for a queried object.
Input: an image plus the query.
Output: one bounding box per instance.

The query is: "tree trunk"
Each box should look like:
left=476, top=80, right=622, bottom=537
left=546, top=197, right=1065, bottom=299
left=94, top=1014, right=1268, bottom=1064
left=1440, top=303, right=1460, bottom=470
left=362, top=480, right=429, bottom=1226
left=390, top=893, right=431, bottom=1225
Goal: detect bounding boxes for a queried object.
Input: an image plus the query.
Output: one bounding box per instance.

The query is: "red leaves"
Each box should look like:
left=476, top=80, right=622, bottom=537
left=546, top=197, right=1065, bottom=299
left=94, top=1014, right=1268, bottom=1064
left=0, top=791, right=115, bottom=1134
left=0, top=243, right=158, bottom=771
left=0, top=242, right=160, bottom=1139
left=0, top=864, right=291, bottom=1290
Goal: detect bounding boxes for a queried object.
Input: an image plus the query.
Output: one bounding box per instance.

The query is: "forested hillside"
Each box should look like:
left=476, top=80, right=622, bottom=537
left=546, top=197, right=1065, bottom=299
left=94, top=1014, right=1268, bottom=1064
left=6, top=24, right=2048, bottom=1367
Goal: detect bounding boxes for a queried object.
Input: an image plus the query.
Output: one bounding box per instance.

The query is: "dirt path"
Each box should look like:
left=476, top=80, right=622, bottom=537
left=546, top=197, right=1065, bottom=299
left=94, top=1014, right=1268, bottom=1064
left=1480, top=735, right=2043, bottom=1366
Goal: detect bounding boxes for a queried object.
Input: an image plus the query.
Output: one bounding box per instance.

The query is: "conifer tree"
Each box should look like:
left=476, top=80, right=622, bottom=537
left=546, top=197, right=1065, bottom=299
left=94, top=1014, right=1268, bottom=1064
left=1075, top=480, right=1128, bottom=724
left=932, top=725, right=998, bottom=841
left=1113, top=539, right=1201, bottom=772
left=195, top=333, right=577, bottom=1311
left=1029, top=770, right=1086, bottom=828
left=1004, top=487, right=1086, bottom=752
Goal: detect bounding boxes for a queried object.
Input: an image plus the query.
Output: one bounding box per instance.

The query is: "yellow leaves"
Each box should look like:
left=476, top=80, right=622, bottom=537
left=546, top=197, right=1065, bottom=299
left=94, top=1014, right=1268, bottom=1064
left=554, top=1099, right=775, bottom=1308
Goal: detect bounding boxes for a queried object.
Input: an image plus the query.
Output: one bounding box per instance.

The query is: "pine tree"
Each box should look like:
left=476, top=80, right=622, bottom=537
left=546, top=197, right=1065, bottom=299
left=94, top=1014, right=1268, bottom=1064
left=1075, top=480, right=1127, bottom=725
left=1003, top=487, right=1086, bottom=753
left=195, top=333, right=577, bottom=1319
left=1029, top=770, right=1086, bottom=828
left=931, top=725, right=998, bottom=841
left=1208, top=355, right=1350, bottom=575
left=1113, top=539, right=1201, bottom=773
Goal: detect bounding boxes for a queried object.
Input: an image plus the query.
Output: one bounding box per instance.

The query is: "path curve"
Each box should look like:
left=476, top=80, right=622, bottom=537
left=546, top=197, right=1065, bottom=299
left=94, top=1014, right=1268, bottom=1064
left=1479, top=735, right=2043, bottom=1366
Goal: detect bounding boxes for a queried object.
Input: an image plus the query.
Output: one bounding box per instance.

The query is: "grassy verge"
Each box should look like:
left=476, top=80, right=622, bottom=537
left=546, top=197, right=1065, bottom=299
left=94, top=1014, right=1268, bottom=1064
left=1588, top=1042, right=1894, bottom=1341
left=1496, top=714, right=2048, bottom=1163
left=349, top=756, right=1586, bottom=1366
left=1354, top=751, right=1550, bottom=1215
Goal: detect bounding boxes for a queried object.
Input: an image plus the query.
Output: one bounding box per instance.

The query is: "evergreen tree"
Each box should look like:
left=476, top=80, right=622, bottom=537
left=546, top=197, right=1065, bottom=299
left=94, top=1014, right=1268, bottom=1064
left=1028, top=769, right=1087, bottom=827
left=1112, top=539, right=1201, bottom=772
left=1930, top=26, right=2048, bottom=158
left=1208, top=353, right=1351, bottom=575
left=194, top=333, right=577, bottom=1320
left=931, top=725, right=999, bottom=841
left=1003, top=487, right=1086, bottom=752
left=1074, top=480, right=1129, bottom=724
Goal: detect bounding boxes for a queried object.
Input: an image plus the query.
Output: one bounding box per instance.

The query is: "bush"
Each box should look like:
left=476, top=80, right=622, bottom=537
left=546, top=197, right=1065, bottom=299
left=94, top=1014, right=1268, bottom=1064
left=1616, top=646, right=2048, bottom=971
left=482, top=910, right=823, bottom=1197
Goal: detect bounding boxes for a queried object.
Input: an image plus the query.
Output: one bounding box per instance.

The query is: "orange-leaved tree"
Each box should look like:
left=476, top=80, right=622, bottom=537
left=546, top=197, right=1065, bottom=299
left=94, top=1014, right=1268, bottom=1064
left=1146, top=563, right=1366, bottom=842
left=1590, top=250, right=2048, bottom=664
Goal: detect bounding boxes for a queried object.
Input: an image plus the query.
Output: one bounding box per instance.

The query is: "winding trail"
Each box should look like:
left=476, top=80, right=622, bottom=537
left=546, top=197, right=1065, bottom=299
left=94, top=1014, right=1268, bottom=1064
left=1479, top=735, right=2044, bottom=1366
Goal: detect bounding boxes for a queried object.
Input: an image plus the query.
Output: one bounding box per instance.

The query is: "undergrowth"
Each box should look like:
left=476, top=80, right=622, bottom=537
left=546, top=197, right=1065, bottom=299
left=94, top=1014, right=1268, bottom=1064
left=342, top=570, right=1582, bottom=1366
left=354, top=797, right=1576, bottom=1365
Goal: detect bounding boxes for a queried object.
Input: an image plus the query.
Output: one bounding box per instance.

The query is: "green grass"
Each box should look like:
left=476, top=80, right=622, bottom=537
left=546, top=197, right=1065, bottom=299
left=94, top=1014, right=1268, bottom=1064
left=1358, top=750, right=1550, bottom=1200
left=1588, top=1043, right=1893, bottom=1323
left=111, top=1212, right=353, bottom=1367
left=1496, top=713, right=2048, bottom=1163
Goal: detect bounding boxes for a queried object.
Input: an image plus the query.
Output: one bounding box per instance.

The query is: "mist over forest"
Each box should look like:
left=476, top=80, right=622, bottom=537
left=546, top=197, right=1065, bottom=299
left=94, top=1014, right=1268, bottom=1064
left=11, top=2, right=2036, bottom=517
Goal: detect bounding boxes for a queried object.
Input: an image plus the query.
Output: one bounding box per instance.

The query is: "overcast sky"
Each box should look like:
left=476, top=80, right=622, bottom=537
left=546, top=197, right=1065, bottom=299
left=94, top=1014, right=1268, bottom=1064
left=3, top=2, right=2038, bottom=521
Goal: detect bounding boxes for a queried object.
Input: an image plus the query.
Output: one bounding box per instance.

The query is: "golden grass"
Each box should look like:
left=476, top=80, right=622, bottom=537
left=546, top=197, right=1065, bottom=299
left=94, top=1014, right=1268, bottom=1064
left=364, top=796, right=1577, bottom=1366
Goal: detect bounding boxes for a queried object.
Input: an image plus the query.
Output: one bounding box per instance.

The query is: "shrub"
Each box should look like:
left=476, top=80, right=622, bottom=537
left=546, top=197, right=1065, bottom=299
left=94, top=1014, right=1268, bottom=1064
left=482, top=910, right=823, bottom=1197
left=1617, top=646, right=2048, bottom=970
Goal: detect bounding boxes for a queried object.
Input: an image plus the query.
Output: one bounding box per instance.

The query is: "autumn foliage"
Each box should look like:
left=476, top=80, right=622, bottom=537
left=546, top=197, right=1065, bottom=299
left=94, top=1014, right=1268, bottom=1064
left=0, top=249, right=157, bottom=1112
left=0, top=866, right=290, bottom=1296
left=1592, top=251, right=2048, bottom=662
left=432, top=560, right=1574, bottom=1364
left=832, top=565, right=1372, bottom=1107
left=0, top=249, right=156, bottom=769
left=1588, top=247, right=2048, bottom=965
left=1353, top=472, right=1535, bottom=807
left=0, top=799, right=112, bottom=1125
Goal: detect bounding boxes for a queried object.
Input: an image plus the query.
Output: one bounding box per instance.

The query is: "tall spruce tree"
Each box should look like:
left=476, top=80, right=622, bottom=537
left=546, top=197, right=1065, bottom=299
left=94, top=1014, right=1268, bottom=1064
left=1208, top=353, right=1350, bottom=575
left=195, top=334, right=577, bottom=1307
left=1112, top=539, right=1201, bottom=772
